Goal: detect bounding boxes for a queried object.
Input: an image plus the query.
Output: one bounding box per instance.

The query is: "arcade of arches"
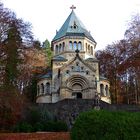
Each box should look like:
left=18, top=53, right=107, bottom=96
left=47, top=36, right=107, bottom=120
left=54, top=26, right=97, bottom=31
left=54, top=41, right=94, bottom=56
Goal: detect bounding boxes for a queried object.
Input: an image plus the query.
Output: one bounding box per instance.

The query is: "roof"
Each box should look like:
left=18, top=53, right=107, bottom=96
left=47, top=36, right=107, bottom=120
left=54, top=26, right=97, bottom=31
left=85, top=57, right=99, bottom=62
left=99, top=76, right=110, bottom=83
left=52, top=10, right=96, bottom=43
left=99, top=76, right=108, bottom=81
left=37, top=71, right=52, bottom=79
left=53, top=55, right=68, bottom=61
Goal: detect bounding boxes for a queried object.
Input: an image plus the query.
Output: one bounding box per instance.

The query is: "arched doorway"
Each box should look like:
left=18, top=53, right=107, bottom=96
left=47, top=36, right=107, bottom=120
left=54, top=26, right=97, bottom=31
left=72, top=92, right=82, bottom=99
left=72, top=84, right=82, bottom=99
left=66, top=75, right=89, bottom=99
left=76, top=92, right=82, bottom=98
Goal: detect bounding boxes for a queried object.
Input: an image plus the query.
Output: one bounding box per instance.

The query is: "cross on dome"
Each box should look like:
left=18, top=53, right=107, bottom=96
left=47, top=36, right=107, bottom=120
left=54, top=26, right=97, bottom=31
left=70, top=5, right=76, bottom=11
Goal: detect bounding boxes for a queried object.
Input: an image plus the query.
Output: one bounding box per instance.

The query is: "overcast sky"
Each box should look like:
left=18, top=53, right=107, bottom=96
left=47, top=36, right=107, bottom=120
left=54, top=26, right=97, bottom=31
left=2, top=0, right=140, bottom=50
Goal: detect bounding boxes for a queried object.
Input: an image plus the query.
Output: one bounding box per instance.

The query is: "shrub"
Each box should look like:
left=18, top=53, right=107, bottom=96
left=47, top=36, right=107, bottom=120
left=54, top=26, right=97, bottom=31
left=25, top=106, right=55, bottom=125
left=33, top=122, right=44, bottom=132
left=44, top=121, right=68, bottom=132
left=13, top=120, right=68, bottom=132
left=26, top=107, right=41, bottom=125
left=13, top=122, right=33, bottom=132
left=53, top=121, right=68, bottom=132
left=12, top=106, right=68, bottom=132
left=71, top=110, right=140, bottom=140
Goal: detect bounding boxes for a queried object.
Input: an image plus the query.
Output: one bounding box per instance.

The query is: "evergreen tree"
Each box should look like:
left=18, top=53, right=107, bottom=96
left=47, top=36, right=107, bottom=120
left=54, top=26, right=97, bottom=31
left=0, top=2, right=33, bottom=130
left=3, top=21, right=22, bottom=89
left=43, top=39, right=52, bottom=67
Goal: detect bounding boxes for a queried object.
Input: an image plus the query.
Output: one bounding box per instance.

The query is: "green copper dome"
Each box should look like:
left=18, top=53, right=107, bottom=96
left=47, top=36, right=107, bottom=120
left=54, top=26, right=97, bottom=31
left=52, top=10, right=96, bottom=43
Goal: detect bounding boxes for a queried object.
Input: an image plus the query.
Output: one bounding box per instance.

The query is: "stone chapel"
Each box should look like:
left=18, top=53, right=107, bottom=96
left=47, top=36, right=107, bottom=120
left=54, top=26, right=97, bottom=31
left=36, top=6, right=111, bottom=104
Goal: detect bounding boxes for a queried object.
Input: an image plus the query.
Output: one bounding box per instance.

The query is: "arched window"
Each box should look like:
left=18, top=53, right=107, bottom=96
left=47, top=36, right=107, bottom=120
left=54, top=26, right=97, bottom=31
left=66, top=70, right=70, bottom=74
left=55, top=45, right=58, bottom=54
left=59, top=44, right=62, bottom=53
left=95, top=77, right=97, bottom=89
left=86, top=70, right=89, bottom=75
left=73, top=21, right=77, bottom=29
left=85, top=43, right=88, bottom=52
left=37, top=85, right=40, bottom=95
left=71, top=66, right=74, bottom=70
left=78, top=42, right=82, bottom=50
left=41, top=83, right=44, bottom=94
left=100, top=84, right=104, bottom=96
left=62, top=42, right=65, bottom=51
left=73, top=41, right=77, bottom=50
left=105, top=85, right=109, bottom=96
left=46, top=82, right=50, bottom=94
left=69, top=41, right=73, bottom=50
left=91, top=46, right=93, bottom=55
left=88, top=45, right=90, bottom=53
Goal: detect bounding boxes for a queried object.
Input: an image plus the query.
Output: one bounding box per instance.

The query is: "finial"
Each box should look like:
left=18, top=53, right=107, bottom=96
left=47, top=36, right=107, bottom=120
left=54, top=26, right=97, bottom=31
left=70, top=5, right=76, bottom=11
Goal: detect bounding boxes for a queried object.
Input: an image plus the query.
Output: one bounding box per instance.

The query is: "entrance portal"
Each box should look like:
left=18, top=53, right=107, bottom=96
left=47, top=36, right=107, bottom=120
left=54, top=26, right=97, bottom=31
left=76, top=92, right=82, bottom=99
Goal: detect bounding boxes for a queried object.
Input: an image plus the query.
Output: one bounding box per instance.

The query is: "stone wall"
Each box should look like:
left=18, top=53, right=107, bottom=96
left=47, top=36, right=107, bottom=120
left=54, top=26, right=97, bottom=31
left=37, top=99, right=140, bottom=129
left=101, top=103, right=140, bottom=112
left=37, top=99, right=99, bottom=129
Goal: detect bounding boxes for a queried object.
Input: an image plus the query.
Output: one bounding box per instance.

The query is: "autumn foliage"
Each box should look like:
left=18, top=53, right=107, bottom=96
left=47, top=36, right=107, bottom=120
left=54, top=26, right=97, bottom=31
left=96, top=14, right=140, bottom=104
left=0, top=2, right=49, bottom=131
left=0, top=91, right=27, bottom=130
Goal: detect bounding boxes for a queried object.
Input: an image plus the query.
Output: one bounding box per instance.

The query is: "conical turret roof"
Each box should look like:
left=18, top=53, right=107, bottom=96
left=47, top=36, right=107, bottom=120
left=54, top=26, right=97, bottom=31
left=52, top=10, right=96, bottom=43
